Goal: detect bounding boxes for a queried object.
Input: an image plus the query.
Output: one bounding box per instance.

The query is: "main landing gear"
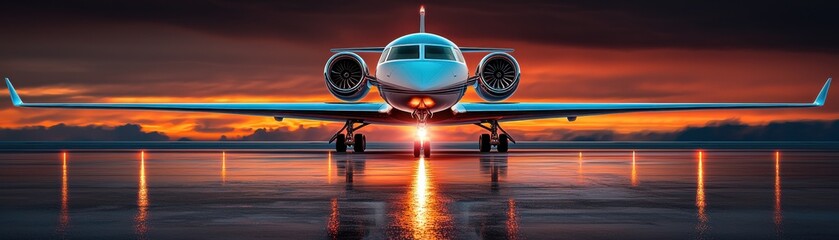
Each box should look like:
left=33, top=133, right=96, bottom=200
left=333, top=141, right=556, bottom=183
left=329, top=120, right=369, bottom=153
left=475, top=120, right=516, bottom=153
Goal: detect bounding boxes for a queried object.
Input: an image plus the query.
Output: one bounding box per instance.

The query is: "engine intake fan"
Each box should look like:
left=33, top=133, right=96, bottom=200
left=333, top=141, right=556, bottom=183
left=475, top=52, right=520, bottom=102
left=324, top=52, right=371, bottom=101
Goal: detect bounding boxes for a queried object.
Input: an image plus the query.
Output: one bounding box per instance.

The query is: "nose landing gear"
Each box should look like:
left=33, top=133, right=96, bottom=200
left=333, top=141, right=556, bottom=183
left=413, top=109, right=432, bottom=158
left=329, top=120, right=369, bottom=153
left=475, top=120, right=516, bottom=153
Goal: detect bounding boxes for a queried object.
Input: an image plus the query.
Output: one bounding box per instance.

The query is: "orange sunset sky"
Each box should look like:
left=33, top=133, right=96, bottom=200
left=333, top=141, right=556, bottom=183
left=1, top=1, right=838, bottom=141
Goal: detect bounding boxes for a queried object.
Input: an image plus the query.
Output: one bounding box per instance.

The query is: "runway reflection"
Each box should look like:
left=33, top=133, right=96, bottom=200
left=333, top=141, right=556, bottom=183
left=221, top=151, right=227, bottom=184
left=391, top=156, right=452, bottom=239
left=57, top=152, right=70, bottom=236
left=136, top=151, right=149, bottom=239
left=506, top=199, right=520, bottom=240
left=337, top=155, right=365, bottom=190
left=327, top=198, right=339, bottom=240
left=631, top=151, right=639, bottom=187
left=327, top=152, right=333, bottom=184
left=775, top=151, right=783, bottom=236
left=696, top=151, right=708, bottom=238
left=4, top=149, right=836, bottom=239
left=480, top=155, right=508, bottom=192
left=578, top=151, right=584, bottom=184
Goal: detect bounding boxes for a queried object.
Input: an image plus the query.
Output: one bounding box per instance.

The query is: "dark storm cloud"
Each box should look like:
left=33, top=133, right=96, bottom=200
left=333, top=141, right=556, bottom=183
left=668, top=118, right=839, bottom=141
left=0, top=123, right=168, bottom=141
left=192, top=118, right=237, bottom=133
left=526, top=119, right=839, bottom=141
left=221, top=125, right=335, bottom=141
left=1, top=0, right=836, bottom=51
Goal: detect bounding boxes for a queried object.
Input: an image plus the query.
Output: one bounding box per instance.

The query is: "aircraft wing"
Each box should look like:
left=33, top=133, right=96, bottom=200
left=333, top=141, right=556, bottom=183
left=4, top=78, right=391, bottom=122
left=449, top=78, right=831, bottom=123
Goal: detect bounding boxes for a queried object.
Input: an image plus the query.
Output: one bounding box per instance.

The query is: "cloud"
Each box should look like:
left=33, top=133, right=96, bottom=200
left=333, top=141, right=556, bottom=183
left=0, top=123, right=169, bottom=141
left=223, top=124, right=335, bottom=141
left=1, top=1, right=836, bottom=52
left=667, top=118, right=839, bottom=141
left=535, top=118, right=839, bottom=141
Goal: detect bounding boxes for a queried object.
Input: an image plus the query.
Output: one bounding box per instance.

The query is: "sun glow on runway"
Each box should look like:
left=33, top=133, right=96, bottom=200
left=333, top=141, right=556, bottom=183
left=136, top=151, right=149, bottom=238
left=399, top=156, right=451, bottom=239
left=57, top=152, right=69, bottom=235
left=696, top=151, right=708, bottom=237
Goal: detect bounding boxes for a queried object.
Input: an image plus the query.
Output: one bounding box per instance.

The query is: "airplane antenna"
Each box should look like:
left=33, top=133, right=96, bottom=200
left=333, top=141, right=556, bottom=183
left=419, top=5, right=426, bottom=33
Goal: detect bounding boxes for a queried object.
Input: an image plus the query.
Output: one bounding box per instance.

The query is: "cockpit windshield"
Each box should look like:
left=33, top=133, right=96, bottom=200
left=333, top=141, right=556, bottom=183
left=386, top=45, right=420, bottom=61
left=425, top=45, right=456, bottom=61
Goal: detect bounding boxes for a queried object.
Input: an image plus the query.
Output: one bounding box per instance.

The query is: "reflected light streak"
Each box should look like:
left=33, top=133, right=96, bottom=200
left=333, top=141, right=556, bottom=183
left=696, top=151, right=708, bottom=237
left=57, top=152, right=70, bottom=235
left=401, top=156, right=451, bottom=239
left=774, top=151, right=783, bottom=235
left=136, top=151, right=149, bottom=238
left=506, top=199, right=520, bottom=240
left=328, top=198, right=339, bottom=240
left=327, top=152, right=333, bottom=184
left=631, top=151, right=639, bottom=187
left=221, top=151, right=227, bottom=184
left=578, top=152, right=584, bottom=183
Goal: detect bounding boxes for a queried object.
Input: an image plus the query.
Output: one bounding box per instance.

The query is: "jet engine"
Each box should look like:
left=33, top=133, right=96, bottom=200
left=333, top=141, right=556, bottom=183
left=324, top=52, right=371, bottom=101
left=474, top=52, right=520, bottom=102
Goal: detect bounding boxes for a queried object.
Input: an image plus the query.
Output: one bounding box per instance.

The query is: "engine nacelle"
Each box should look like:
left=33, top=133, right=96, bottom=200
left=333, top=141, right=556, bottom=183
left=474, top=52, right=521, bottom=102
left=324, top=52, right=371, bottom=101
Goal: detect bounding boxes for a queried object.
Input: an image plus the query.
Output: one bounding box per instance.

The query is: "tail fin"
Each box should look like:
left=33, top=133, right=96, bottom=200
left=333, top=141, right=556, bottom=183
left=419, top=5, right=426, bottom=33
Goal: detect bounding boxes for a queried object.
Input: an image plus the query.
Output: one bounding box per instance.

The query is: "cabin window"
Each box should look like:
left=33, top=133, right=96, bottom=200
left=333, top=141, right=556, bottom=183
left=425, top=45, right=456, bottom=61
left=387, top=45, right=420, bottom=61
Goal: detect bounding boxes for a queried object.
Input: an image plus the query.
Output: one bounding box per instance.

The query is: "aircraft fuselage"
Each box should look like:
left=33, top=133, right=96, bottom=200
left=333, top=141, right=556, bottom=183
left=376, top=33, right=469, bottom=114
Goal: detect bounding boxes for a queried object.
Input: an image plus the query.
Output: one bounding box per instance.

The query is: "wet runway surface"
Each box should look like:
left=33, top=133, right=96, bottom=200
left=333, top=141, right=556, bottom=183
left=2, top=147, right=839, bottom=239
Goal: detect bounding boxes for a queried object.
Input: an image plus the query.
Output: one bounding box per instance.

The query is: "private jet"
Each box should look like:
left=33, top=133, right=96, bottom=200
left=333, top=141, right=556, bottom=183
left=4, top=6, right=832, bottom=157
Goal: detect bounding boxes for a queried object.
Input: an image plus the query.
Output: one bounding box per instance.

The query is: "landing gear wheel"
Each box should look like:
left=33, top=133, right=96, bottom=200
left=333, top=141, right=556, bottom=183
left=336, top=134, right=347, bottom=152
left=497, top=134, right=509, bottom=153
left=413, top=140, right=421, bottom=157
left=479, top=134, right=491, bottom=152
left=423, top=140, right=431, bottom=158
left=353, top=134, right=366, bottom=152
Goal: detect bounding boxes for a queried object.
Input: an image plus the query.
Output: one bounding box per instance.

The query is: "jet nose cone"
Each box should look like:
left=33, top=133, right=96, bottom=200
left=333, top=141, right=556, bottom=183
left=390, top=61, right=462, bottom=91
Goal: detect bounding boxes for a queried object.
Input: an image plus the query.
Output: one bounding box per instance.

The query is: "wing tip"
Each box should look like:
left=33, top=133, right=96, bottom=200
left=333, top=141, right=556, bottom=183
left=814, top=77, right=831, bottom=106
left=4, top=77, right=23, bottom=106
